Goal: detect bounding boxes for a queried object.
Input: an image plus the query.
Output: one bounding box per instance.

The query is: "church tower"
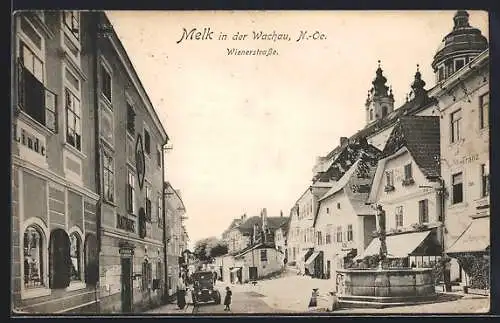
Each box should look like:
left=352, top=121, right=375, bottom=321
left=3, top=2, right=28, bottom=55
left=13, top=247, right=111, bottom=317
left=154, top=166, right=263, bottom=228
left=365, top=60, right=395, bottom=125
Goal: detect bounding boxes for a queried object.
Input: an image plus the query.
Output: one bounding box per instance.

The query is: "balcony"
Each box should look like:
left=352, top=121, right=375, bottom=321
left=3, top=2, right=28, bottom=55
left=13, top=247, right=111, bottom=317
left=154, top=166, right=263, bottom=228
left=402, top=178, right=415, bottom=187
left=384, top=185, right=395, bottom=192
left=117, top=213, right=136, bottom=233
left=474, top=196, right=490, bottom=217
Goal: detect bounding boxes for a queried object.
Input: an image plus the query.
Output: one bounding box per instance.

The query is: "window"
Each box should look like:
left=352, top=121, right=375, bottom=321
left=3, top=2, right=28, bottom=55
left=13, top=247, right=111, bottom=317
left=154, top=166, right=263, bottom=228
left=455, top=58, right=465, bottom=72
left=325, top=232, right=331, bottom=244
left=127, top=103, right=135, bottom=135
left=479, top=93, right=489, bottom=129
left=65, top=88, right=81, bottom=151
left=63, top=11, right=80, bottom=40
left=481, top=164, right=489, bottom=197
left=317, top=231, right=322, bottom=245
left=260, top=249, right=268, bottom=262
left=438, top=66, right=444, bottom=82
left=127, top=171, right=136, bottom=214
left=418, top=199, right=429, bottom=224
left=386, top=170, right=394, bottom=187
left=395, top=206, right=404, bottom=227
left=451, top=109, right=462, bottom=143
left=17, top=44, right=57, bottom=132
left=347, top=224, right=353, bottom=242
left=23, top=225, right=44, bottom=288
left=337, top=202, right=341, bottom=209
left=101, top=64, right=112, bottom=103
left=336, top=226, right=342, bottom=243
left=21, top=17, right=42, bottom=50
left=103, top=150, right=114, bottom=202
left=452, top=172, right=463, bottom=204
left=326, top=207, right=329, bottom=214
left=382, top=105, right=388, bottom=117
left=156, top=261, right=163, bottom=281
left=157, top=148, right=162, bottom=167
left=145, top=185, right=152, bottom=222
left=369, top=109, right=373, bottom=120
left=69, top=233, right=82, bottom=281
left=157, top=194, right=163, bottom=227
left=404, top=164, right=412, bottom=180
left=142, top=259, right=152, bottom=291
left=144, top=129, right=151, bottom=155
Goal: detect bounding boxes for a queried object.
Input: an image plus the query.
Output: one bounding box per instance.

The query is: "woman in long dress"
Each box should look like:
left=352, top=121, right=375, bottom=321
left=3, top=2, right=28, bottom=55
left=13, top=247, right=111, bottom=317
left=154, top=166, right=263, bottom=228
left=177, top=275, right=187, bottom=309
left=223, top=286, right=232, bottom=311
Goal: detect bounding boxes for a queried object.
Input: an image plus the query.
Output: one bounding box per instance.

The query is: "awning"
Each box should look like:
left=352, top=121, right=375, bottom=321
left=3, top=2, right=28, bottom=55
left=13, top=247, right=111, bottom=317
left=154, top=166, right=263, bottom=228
left=305, top=251, right=321, bottom=266
left=299, top=249, right=310, bottom=261
left=230, top=267, right=241, bottom=273
left=447, top=217, right=490, bottom=254
left=360, top=230, right=432, bottom=258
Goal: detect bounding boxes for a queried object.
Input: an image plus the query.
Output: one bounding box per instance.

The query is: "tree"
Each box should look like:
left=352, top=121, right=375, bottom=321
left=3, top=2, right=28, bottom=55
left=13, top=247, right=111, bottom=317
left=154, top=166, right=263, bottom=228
left=193, top=237, right=228, bottom=262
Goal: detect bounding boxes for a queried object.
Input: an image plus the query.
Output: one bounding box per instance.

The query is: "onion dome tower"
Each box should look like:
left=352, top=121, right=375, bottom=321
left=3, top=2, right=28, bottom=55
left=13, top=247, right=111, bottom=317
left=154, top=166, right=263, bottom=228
left=431, top=10, right=488, bottom=83
left=365, top=60, right=395, bottom=125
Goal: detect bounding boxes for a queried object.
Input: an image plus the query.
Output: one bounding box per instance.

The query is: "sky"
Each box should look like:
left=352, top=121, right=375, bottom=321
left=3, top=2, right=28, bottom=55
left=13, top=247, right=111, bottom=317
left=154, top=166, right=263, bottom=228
left=105, top=10, right=488, bottom=248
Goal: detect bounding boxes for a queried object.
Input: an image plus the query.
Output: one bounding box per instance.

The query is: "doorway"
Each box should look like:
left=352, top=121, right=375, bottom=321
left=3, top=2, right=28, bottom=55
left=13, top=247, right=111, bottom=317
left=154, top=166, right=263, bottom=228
left=249, top=267, right=258, bottom=281
left=121, top=257, right=133, bottom=313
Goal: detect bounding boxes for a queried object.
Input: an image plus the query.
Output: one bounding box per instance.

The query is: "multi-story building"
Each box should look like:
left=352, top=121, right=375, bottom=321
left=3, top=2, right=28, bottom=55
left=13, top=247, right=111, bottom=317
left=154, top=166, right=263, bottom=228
left=286, top=182, right=332, bottom=273
left=363, top=115, right=443, bottom=268
left=273, top=213, right=290, bottom=268
left=164, top=182, right=187, bottom=300
left=94, top=12, right=169, bottom=313
left=313, top=140, right=380, bottom=282
left=428, top=11, right=489, bottom=290
left=12, top=11, right=101, bottom=314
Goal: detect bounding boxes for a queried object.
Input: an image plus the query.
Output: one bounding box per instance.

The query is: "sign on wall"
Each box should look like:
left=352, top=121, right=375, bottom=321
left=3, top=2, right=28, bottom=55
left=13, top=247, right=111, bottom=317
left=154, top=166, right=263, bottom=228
left=135, top=134, right=146, bottom=190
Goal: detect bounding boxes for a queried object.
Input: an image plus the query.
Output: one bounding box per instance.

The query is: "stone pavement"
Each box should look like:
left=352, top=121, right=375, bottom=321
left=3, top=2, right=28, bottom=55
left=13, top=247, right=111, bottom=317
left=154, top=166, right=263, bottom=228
left=144, top=289, right=194, bottom=314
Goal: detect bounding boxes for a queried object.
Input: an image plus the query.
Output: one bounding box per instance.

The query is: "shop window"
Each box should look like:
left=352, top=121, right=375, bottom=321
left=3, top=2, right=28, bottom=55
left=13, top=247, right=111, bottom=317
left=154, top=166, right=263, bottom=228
left=49, top=229, right=71, bottom=289
left=479, top=93, right=489, bottom=129
left=452, top=172, right=463, bottom=204
left=24, top=225, right=44, bottom=289
left=69, top=232, right=82, bottom=281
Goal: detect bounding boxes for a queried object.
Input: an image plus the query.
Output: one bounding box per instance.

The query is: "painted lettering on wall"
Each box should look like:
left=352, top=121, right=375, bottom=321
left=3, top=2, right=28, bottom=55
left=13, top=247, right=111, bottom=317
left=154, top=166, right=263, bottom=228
left=452, top=154, right=479, bottom=165
left=13, top=125, right=46, bottom=157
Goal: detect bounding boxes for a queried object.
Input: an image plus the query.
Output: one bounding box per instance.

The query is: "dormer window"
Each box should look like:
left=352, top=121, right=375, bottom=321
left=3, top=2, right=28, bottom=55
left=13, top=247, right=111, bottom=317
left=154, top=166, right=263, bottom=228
left=454, top=58, right=465, bottom=72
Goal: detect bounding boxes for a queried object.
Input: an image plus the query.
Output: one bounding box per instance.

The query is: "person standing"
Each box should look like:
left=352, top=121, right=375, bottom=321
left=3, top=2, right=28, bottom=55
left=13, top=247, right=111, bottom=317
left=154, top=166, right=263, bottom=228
left=177, top=274, right=187, bottom=309
left=308, top=288, right=319, bottom=310
left=223, top=286, right=232, bottom=311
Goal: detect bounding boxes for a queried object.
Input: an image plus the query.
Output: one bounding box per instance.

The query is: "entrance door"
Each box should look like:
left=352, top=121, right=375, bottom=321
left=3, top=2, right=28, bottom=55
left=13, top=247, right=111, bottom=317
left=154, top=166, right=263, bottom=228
left=121, top=258, right=133, bottom=313
left=327, top=261, right=331, bottom=279
left=249, top=267, right=258, bottom=281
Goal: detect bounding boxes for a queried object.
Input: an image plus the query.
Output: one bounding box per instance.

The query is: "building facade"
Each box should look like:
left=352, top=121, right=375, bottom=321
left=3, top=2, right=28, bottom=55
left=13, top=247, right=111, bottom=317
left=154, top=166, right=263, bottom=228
left=429, top=11, right=489, bottom=290
left=12, top=11, right=101, bottom=314
left=95, top=12, right=169, bottom=313
left=164, top=182, right=187, bottom=300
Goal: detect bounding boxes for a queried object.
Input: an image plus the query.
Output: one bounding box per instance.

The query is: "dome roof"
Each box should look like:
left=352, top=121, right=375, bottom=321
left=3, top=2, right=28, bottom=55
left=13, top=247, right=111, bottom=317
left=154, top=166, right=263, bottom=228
left=431, top=11, right=488, bottom=70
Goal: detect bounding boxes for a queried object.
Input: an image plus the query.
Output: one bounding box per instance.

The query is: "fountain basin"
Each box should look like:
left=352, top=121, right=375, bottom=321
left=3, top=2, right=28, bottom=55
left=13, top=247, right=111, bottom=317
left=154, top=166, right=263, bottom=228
left=336, top=267, right=437, bottom=308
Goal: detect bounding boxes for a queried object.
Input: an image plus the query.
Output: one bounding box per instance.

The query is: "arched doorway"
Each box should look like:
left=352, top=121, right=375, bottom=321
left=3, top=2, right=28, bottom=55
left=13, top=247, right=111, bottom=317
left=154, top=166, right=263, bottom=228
left=49, top=229, right=71, bottom=289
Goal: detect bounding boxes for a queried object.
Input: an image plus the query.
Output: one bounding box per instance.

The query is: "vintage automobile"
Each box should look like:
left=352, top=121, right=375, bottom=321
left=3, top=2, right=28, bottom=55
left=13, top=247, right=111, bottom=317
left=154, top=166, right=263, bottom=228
left=191, top=271, right=221, bottom=305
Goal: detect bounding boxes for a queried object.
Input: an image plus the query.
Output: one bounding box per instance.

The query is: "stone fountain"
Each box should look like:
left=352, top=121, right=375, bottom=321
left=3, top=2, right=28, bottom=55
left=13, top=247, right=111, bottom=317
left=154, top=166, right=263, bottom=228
left=336, top=205, right=437, bottom=308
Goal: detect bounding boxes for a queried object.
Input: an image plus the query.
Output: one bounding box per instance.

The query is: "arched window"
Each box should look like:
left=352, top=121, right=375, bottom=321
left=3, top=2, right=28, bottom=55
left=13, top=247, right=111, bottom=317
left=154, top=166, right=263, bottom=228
left=70, top=232, right=82, bottom=281
left=369, top=109, right=373, bottom=120
left=49, top=229, right=71, bottom=289
left=24, top=225, right=44, bottom=289
left=382, top=106, right=388, bottom=117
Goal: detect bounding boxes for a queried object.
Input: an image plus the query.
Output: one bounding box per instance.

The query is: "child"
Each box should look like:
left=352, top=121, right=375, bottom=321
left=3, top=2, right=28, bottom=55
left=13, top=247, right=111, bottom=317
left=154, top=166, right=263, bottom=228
left=223, top=286, right=232, bottom=311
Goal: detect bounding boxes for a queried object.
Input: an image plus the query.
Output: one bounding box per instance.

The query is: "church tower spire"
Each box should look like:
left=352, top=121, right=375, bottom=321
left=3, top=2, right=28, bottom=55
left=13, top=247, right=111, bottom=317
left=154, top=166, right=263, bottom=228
left=365, top=60, right=395, bottom=125
left=410, top=64, right=427, bottom=99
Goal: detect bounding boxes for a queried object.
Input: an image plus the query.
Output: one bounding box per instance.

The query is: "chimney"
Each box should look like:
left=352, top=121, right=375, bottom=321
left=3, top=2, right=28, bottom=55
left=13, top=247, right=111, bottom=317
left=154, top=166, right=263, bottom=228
left=340, top=137, right=349, bottom=147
